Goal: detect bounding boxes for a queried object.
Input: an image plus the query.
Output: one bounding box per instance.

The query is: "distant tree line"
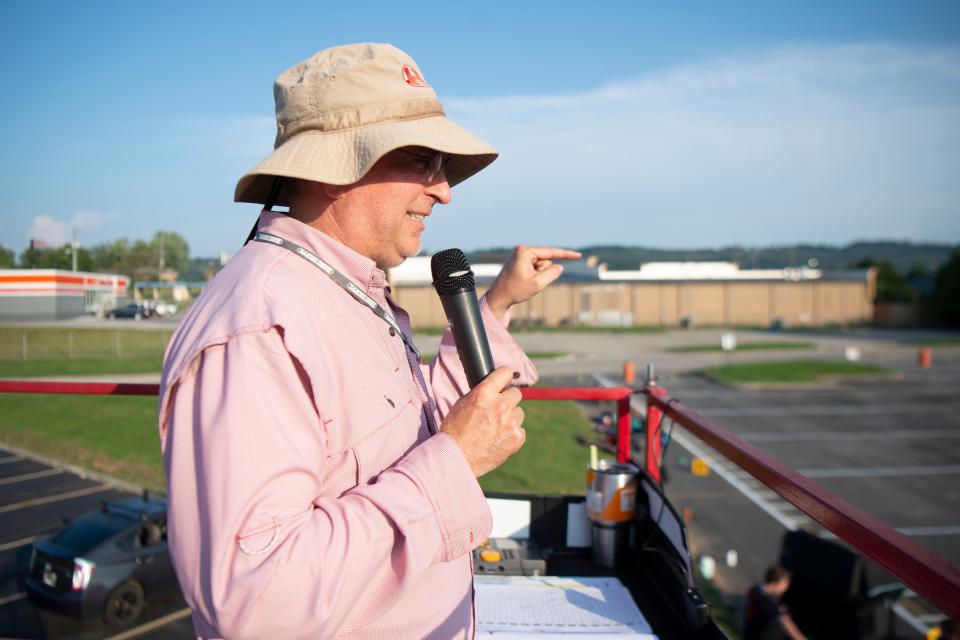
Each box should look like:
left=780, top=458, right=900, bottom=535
left=0, top=231, right=190, bottom=284
left=470, top=241, right=960, bottom=326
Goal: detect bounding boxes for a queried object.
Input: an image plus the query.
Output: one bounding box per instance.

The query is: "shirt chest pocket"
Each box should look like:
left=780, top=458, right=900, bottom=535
left=352, top=394, right=427, bottom=485
left=317, top=380, right=428, bottom=495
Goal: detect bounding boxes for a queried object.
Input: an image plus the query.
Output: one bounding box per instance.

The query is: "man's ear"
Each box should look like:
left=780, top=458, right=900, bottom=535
left=322, top=183, right=348, bottom=200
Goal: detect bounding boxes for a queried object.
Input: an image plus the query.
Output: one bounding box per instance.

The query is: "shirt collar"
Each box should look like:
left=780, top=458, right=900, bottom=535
left=256, top=210, right=387, bottom=292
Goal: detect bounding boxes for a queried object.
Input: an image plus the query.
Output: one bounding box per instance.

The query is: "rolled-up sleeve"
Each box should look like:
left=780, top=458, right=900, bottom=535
left=161, top=328, right=491, bottom=638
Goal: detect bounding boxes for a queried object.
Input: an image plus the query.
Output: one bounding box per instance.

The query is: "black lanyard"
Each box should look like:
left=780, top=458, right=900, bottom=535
left=252, top=231, right=422, bottom=361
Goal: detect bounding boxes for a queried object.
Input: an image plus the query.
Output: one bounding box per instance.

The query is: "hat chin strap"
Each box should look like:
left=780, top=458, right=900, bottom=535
left=243, top=177, right=284, bottom=245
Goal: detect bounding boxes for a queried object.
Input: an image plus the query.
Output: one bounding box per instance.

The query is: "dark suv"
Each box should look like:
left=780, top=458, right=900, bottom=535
left=25, top=494, right=176, bottom=624
left=108, top=303, right=150, bottom=320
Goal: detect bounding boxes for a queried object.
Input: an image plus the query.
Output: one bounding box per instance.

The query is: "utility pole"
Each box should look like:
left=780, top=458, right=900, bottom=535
left=158, top=232, right=165, bottom=280
left=71, top=227, right=78, bottom=272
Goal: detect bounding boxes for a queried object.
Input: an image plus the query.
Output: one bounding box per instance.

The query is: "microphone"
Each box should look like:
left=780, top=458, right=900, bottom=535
left=431, top=249, right=495, bottom=388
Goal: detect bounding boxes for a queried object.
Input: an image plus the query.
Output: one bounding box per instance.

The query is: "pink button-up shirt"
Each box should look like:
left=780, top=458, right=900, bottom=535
left=159, top=211, right=537, bottom=639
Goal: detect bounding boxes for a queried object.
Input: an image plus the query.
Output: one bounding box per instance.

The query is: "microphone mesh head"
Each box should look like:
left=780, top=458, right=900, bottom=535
left=431, top=248, right=476, bottom=295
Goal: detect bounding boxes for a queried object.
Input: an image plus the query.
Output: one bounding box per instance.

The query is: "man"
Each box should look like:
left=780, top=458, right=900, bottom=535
left=158, top=43, right=580, bottom=639
left=743, top=566, right=808, bottom=640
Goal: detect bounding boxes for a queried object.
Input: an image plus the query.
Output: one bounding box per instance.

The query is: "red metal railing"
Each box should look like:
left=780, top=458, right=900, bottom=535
left=1, top=379, right=958, bottom=617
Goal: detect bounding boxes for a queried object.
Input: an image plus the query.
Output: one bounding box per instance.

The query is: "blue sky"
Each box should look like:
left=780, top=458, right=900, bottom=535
left=1, top=1, right=958, bottom=258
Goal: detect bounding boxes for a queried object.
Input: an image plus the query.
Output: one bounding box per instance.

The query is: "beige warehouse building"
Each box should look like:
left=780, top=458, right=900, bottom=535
left=390, top=259, right=876, bottom=329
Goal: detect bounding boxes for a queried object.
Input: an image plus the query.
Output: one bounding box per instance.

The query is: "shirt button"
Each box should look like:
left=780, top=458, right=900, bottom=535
left=389, top=327, right=396, bottom=337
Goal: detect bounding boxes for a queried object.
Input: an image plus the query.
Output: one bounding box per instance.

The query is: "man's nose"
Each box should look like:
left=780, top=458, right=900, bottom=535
left=426, top=172, right=452, bottom=205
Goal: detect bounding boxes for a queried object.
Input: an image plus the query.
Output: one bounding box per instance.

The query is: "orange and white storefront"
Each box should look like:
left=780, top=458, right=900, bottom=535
left=0, top=270, right=129, bottom=321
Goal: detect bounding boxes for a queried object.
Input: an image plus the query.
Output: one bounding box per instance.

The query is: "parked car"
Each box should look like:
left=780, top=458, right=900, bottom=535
left=26, top=494, right=176, bottom=624
left=107, top=303, right=149, bottom=320
left=153, top=301, right=178, bottom=317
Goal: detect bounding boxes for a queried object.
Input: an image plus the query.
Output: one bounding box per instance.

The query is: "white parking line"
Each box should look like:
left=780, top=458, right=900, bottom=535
left=0, top=468, right=64, bottom=486
left=698, top=404, right=960, bottom=417
left=0, top=455, right=24, bottom=465
left=892, top=602, right=933, bottom=635
left=798, top=465, right=960, bottom=478
left=738, top=429, right=959, bottom=442
left=104, top=606, right=192, bottom=640
left=0, top=592, right=26, bottom=607
left=0, top=532, right=49, bottom=553
left=821, top=525, right=960, bottom=539
left=0, top=484, right=111, bottom=514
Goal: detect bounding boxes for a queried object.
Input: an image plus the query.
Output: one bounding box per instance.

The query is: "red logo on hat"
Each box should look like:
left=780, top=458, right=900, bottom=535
left=401, top=65, right=430, bottom=88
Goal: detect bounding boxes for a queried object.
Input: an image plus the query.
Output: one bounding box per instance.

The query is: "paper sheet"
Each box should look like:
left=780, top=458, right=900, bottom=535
left=475, top=576, right=658, bottom=638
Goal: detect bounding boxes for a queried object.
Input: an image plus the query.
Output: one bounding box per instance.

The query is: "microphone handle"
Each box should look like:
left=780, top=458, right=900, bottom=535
left=439, top=289, right=495, bottom=387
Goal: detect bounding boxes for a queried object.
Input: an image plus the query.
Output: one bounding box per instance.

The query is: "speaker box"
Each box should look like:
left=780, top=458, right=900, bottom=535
left=778, top=530, right=868, bottom=639
left=780, top=530, right=865, bottom=597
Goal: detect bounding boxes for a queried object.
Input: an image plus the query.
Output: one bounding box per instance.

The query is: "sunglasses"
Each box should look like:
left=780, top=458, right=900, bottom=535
left=395, top=148, right=448, bottom=182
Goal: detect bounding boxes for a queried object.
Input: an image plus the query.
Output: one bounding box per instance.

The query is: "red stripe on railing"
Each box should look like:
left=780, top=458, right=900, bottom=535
left=0, top=381, right=161, bottom=396
left=519, top=387, right=631, bottom=401
left=643, top=386, right=960, bottom=618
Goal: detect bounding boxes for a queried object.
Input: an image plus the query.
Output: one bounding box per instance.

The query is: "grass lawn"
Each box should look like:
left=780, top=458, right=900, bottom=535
left=701, top=360, right=891, bottom=384
left=0, top=326, right=172, bottom=361
left=668, top=341, right=816, bottom=353
left=899, top=337, right=960, bottom=346
left=479, top=398, right=605, bottom=495
left=0, top=356, right=164, bottom=377
left=0, top=393, right=165, bottom=490
left=0, top=390, right=600, bottom=495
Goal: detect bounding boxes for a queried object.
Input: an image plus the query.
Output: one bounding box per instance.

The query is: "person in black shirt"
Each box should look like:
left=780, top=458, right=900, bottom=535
left=743, top=566, right=807, bottom=640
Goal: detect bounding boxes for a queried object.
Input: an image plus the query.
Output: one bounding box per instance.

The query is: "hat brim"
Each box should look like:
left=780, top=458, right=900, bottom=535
left=234, top=115, right=497, bottom=205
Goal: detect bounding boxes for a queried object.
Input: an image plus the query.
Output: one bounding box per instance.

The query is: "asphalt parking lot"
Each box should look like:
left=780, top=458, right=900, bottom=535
left=0, top=452, right=192, bottom=639
left=1, top=326, right=958, bottom=638
left=576, top=331, right=960, bottom=637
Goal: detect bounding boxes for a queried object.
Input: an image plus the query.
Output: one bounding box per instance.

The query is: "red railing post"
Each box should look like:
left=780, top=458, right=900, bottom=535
left=645, top=384, right=668, bottom=483
left=616, top=395, right=631, bottom=464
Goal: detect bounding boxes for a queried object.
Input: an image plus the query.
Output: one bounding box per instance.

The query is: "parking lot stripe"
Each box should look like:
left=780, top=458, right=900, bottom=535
left=0, top=468, right=64, bottom=486
left=822, top=525, right=960, bottom=539
left=798, top=464, right=960, bottom=478
left=0, top=592, right=26, bottom=607
left=0, top=533, right=49, bottom=553
left=739, top=428, right=960, bottom=442
left=103, top=607, right=192, bottom=640
left=0, top=484, right=111, bottom=514
left=699, top=404, right=960, bottom=417
left=0, top=455, right=25, bottom=465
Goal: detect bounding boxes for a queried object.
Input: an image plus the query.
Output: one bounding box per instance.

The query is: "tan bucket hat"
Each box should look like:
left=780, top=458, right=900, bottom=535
left=235, top=43, right=498, bottom=206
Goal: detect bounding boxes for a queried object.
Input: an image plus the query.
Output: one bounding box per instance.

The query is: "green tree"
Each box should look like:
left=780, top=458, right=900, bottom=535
left=935, top=249, right=960, bottom=326
left=18, top=244, right=94, bottom=271
left=90, top=239, right=131, bottom=273
left=151, top=231, right=190, bottom=275
left=0, top=245, right=14, bottom=267
left=858, top=257, right=918, bottom=303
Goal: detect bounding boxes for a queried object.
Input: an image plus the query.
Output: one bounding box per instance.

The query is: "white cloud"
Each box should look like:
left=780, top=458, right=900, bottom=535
left=27, top=211, right=108, bottom=247
left=28, top=215, right=69, bottom=247
left=428, top=43, right=960, bottom=249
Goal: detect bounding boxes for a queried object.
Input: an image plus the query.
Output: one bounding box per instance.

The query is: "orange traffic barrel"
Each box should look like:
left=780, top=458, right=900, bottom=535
left=918, top=347, right=932, bottom=369
left=623, top=360, right=635, bottom=384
